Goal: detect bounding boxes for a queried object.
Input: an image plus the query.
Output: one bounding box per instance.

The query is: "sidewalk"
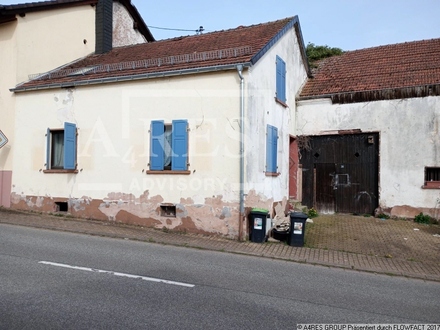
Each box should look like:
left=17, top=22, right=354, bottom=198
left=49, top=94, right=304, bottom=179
left=1, top=208, right=439, bottom=282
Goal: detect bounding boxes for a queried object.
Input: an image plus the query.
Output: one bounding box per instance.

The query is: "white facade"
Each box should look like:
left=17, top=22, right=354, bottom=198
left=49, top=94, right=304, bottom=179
left=296, top=96, right=440, bottom=217
left=245, top=27, right=308, bottom=215
left=13, top=73, right=242, bottom=236
left=11, top=24, right=309, bottom=238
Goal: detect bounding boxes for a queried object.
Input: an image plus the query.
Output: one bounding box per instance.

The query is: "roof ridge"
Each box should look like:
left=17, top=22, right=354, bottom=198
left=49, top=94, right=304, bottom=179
left=148, top=16, right=294, bottom=43
left=78, top=16, right=294, bottom=55
left=344, top=37, right=440, bottom=53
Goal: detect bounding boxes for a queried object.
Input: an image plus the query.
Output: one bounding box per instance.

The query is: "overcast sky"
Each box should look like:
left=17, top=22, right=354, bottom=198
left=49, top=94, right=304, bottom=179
left=2, top=0, right=439, bottom=50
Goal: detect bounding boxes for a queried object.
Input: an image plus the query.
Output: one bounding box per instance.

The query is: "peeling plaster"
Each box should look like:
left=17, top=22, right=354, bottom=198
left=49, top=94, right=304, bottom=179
left=112, top=3, right=146, bottom=47
left=11, top=188, right=287, bottom=240
left=55, top=89, right=75, bottom=124
left=10, top=189, right=242, bottom=237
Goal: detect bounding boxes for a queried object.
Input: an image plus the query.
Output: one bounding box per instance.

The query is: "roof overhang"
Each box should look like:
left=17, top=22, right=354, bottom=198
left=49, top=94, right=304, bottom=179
left=251, top=15, right=312, bottom=78
left=298, top=84, right=440, bottom=104
left=11, top=62, right=252, bottom=93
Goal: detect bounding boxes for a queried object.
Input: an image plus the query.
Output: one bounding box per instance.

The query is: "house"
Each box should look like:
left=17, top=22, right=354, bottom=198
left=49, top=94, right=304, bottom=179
left=295, top=38, right=440, bottom=219
left=9, top=16, right=310, bottom=239
left=0, top=0, right=154, bottom=208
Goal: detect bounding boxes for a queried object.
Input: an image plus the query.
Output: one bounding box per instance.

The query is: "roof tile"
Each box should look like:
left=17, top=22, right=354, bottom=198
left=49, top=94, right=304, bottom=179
left=300, top=38, right=440, bottom=98
left=18, top=17, right=294, bottom=90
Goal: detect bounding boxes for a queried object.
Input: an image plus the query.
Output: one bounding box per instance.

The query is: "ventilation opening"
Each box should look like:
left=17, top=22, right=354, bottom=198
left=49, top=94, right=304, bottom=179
left=425, top=167, right=440, bottom=182
left=160, top=204, right=176, bottom=217
left=55, top=202, right=68, bottom=212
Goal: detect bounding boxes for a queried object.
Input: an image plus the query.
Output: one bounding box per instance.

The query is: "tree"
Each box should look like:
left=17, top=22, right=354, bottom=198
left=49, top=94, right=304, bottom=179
left=306, top=43, right=343, bottom=67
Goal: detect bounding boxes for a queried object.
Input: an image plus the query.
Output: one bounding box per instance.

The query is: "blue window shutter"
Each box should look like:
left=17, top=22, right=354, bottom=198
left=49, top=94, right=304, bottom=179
left=64, top=122, right=77, bottom=170
left=150, top=120, right=165, bottom=170
left=276, top=56, right=286, bottom=103
left=266, top=125, right=278, bottom=173
left=272, top=126, right=278, bottom=172
left=266, top=125, right=273, bottom=172
left=46, top=128, right=51, bottom=170
left=171, top=120, right=188, bottom=171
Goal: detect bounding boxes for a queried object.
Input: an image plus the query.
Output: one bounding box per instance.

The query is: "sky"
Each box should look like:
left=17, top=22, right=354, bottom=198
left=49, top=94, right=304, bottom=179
left=2, top=0, right=439, bottom=51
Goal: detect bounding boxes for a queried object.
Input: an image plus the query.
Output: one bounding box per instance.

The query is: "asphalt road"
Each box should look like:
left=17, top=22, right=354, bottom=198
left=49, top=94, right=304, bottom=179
left=1, top=223, right=439, bottom=329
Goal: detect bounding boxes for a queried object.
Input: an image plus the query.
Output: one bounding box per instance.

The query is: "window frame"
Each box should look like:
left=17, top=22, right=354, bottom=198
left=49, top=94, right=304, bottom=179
left=148, top=119, right=190, bottom=175
left=44, top=122, right=78, bottom=173
left=266, top=124, right=279, bottom=176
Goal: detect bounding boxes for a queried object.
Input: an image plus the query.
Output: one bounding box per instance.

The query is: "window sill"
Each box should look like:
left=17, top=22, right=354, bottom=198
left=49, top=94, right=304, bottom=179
left=275, top=97, right=288, bottom=108
left=43, top=169, right=78, bottom=174
left=265, top=172, right=280, bottom=177
left=147, top=170, right=191, bottom=175
left=422, top=182, right=440, bottom=189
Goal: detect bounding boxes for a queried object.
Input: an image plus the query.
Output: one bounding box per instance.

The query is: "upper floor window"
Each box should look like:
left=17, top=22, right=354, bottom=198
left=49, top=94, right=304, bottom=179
left=266, top=124, right=279, bottom=176
left=149, top=119, right=189, bottom=173
left=276, top=55, right=286, bottom=104
left=45, top=122, right=77, bottom=172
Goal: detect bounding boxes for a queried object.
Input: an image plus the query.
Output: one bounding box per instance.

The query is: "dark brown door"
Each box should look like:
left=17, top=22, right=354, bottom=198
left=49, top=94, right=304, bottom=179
left=302, top=133, right=379, bottom=215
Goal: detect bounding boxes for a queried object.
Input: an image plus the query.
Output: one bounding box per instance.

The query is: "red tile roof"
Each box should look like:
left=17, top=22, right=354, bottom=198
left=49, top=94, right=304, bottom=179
left=13, top=16, right=307, bottom=91
left=299, top=38, right=440, bottom=101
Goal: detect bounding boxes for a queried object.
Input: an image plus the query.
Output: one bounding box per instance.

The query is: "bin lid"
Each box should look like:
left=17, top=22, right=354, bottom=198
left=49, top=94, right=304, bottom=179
left=251, top=208, right=269, bottom=214
left=290, top=212, right=308, bottom=219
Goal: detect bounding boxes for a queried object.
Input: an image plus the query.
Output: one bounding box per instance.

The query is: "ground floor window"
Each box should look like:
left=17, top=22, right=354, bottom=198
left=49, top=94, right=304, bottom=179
left=45, top=122, right=77, bottom=172
left=149, top=119, right=189, bottom=173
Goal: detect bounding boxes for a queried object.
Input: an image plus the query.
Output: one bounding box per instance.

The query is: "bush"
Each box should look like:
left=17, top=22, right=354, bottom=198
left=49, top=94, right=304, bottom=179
left=414, top=212, right=431, bottom=224
left=307, top=208, right=318, bottom=218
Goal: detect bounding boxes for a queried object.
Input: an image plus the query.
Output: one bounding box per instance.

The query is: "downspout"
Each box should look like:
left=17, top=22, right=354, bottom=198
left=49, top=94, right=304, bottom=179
left=237, top=65, right=245, bottom=241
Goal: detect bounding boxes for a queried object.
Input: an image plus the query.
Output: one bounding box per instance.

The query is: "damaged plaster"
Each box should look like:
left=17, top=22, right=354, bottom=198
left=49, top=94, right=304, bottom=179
left=10, top=189, right=290, bottom=238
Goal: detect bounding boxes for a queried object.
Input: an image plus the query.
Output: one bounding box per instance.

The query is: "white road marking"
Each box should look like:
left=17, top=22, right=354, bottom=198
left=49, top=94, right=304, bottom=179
left=39, top=261, right=195, bottom=288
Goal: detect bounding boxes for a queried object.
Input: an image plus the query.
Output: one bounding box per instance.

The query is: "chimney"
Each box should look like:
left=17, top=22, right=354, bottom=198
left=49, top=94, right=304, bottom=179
left=95, top=0, right=113, bottom=54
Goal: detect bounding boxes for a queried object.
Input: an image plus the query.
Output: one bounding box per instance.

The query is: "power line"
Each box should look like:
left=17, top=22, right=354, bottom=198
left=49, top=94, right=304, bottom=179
left=149, top=25, right=205, bottom=34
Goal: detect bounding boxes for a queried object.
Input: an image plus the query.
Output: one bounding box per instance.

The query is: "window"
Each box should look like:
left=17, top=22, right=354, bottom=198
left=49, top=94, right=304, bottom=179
left=149, top=119, right=189, bottom=172
left=275, top=55, right=286, bottom=104
left=266, top=124, right=278, bottom=175
left=45, top=122, right=77, bottom=172
left=424, top=167, right=440, bottom=188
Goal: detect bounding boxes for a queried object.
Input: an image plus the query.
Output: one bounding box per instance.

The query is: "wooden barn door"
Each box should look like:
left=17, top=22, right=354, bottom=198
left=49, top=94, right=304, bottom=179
left=303, top=133, right=379, bottom=215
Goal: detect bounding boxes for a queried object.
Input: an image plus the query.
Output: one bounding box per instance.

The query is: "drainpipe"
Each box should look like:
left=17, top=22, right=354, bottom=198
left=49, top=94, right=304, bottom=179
left=237, top=65, right=245, bottom=241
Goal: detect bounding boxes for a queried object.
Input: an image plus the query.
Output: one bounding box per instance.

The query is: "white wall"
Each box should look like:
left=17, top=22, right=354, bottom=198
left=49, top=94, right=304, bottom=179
left=296, top=96, right=440, bottom=212
left=0, top=21, right=17, bottom=173
left=14, top=6, right=96, bottom=84
left=113, top=2, right=147, bottom=46
left=245, top=27, right=308, bottom=211
left=12, top=71, right=243, bottom=236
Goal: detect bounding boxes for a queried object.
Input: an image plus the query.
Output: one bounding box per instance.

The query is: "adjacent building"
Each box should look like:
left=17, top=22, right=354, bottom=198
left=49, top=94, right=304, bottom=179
left=296, top=38, right=440, bottom=219
left=0, top=0, right=154, bottom=207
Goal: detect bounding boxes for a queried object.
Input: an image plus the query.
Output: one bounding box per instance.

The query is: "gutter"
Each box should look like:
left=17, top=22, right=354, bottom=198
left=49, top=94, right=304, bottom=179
left=11, top=63, right=252, bottom=93
left=236, top=65, right=245, bottom=241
